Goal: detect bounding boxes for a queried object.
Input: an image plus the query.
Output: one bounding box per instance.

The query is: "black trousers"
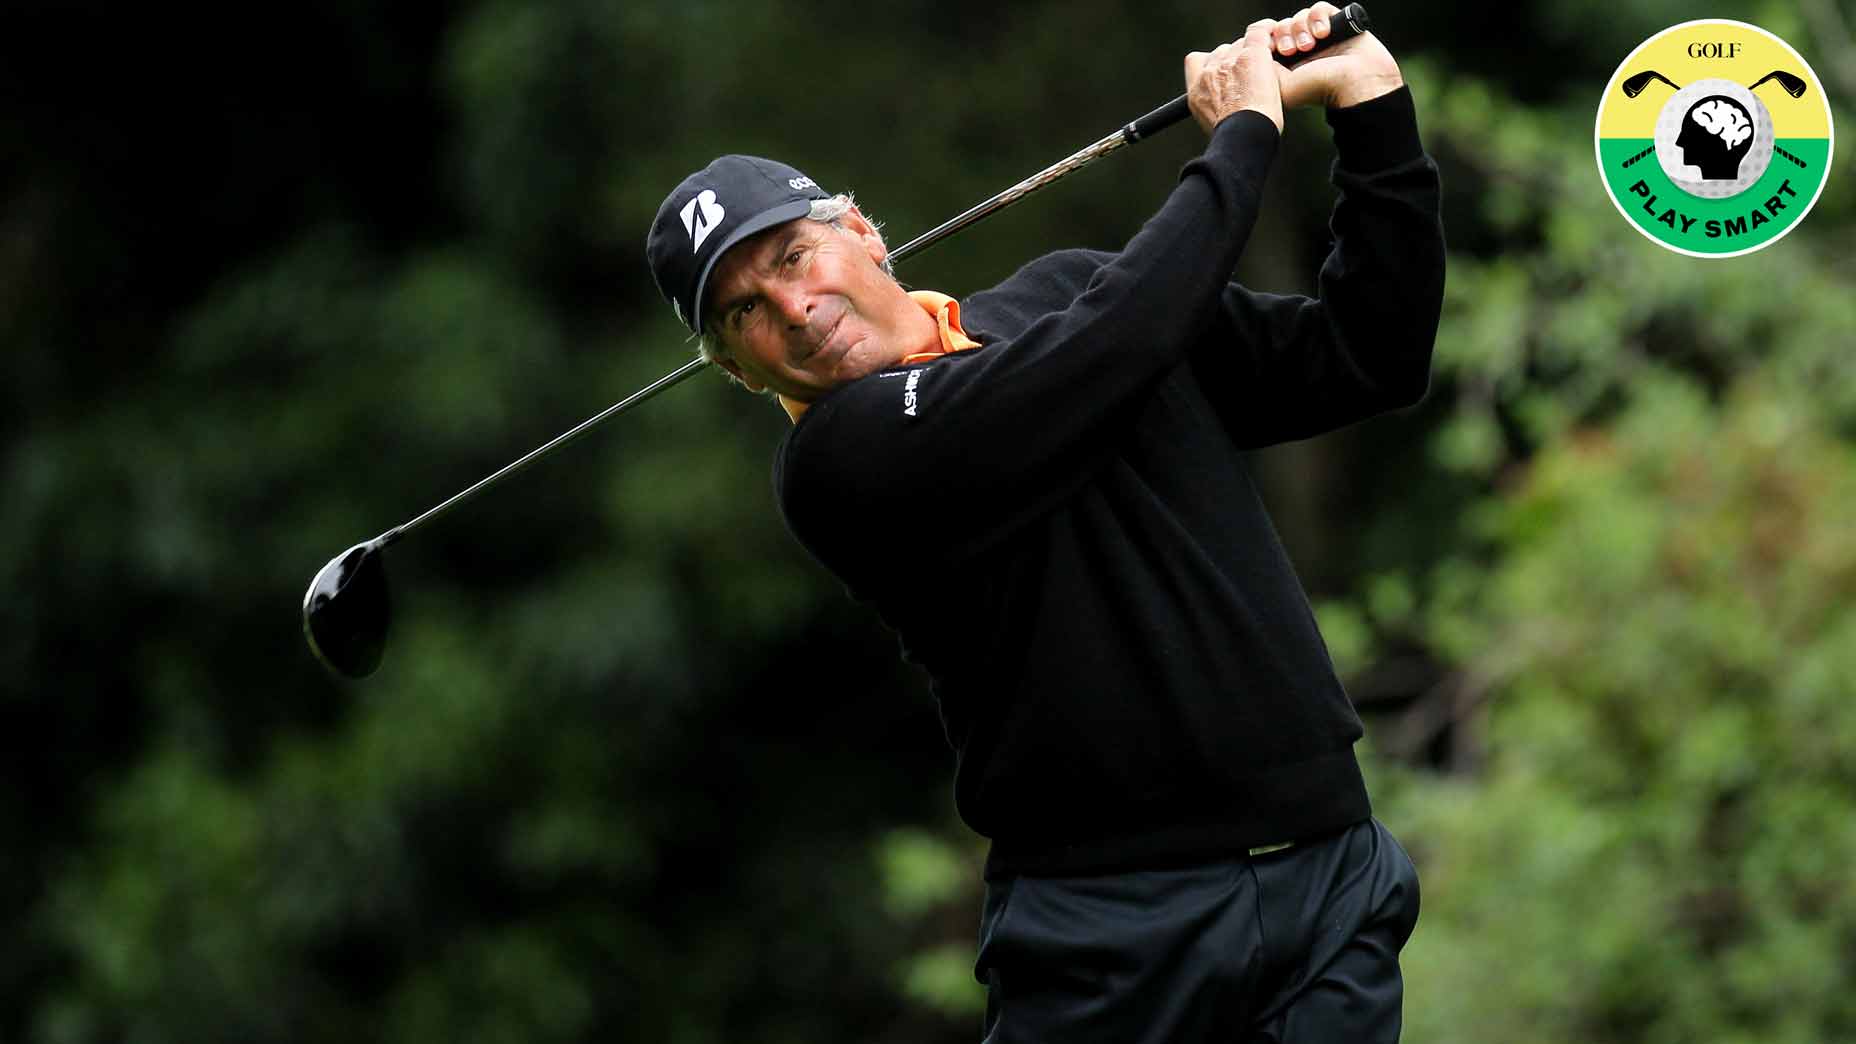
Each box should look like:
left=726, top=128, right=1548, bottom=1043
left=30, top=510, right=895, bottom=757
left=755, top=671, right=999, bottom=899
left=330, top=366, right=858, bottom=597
left=975, top=818, right=1421, bottom=1043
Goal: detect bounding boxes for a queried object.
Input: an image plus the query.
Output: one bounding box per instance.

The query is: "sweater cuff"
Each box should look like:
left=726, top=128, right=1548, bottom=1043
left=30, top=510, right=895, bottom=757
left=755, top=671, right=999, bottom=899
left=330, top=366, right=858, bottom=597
left=1325, top=85, right=1424, bottom=173
left=1203, top=109, right=1282, bottom=185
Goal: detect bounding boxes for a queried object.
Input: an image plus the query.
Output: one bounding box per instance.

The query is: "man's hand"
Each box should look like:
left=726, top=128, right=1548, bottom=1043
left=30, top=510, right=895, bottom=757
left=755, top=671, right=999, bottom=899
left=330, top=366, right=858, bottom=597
left=1267, top=3, right=1403, bottom=110
left=1186, top=4, right=1403, bottom=135
left=1185, top=21, right=1285, bottom=134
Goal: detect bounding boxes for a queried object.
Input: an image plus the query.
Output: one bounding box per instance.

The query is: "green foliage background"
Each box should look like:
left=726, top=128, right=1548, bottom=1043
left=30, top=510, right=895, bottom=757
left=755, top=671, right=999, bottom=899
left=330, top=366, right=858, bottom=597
left=4, top=1, right=1852, bottom=1040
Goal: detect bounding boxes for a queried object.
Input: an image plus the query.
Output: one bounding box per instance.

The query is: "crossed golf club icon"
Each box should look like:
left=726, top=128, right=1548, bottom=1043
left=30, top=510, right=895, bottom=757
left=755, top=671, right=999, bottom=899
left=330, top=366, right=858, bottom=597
left=1622, top=69, right=1807, bottom=99
left=1618, top=69, right=1811, bottom=171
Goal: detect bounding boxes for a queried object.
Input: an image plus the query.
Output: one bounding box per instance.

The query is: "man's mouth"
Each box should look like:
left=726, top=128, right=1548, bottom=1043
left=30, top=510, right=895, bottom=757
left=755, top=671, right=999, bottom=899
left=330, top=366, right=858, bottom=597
left=798, top=304, right=846, bottom=365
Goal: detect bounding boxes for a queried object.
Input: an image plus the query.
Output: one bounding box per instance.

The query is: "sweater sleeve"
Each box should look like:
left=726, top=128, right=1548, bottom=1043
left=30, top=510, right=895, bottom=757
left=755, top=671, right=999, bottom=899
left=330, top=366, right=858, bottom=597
left=1190, top=86, right=1446, bottom=448
left=778, top=111, right=1281, bottom=569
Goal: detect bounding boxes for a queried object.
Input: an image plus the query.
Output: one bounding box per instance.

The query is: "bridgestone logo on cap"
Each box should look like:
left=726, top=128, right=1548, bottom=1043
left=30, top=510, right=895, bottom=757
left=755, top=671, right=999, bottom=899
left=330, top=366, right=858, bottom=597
left=680, top=190, right=726, bottom=252
left=1594, top=19, right=1834, bottom=258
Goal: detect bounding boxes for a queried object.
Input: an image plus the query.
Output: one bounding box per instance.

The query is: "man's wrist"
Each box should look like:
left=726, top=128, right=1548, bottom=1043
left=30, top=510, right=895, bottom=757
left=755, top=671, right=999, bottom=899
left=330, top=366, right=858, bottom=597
left=1329, top=73, right=1405, bottom=110
left=1236, top=103, right=1284, bottom=133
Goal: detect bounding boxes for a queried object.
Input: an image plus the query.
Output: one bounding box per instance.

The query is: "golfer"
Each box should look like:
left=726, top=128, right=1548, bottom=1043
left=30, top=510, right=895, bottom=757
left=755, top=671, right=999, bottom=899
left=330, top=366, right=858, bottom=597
left=647, top=5, right=1441, bottom=1040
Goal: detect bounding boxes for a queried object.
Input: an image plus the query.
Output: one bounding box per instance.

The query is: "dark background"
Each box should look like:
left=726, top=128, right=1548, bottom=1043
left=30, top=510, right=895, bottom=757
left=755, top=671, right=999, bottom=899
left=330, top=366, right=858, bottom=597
left=5, top=1, right=1854, bottom=1040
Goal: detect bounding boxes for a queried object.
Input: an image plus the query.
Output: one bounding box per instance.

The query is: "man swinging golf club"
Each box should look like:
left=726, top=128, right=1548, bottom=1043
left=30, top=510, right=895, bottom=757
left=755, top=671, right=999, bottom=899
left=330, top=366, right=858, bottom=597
left=646, top=4, right=1441, bottom=1040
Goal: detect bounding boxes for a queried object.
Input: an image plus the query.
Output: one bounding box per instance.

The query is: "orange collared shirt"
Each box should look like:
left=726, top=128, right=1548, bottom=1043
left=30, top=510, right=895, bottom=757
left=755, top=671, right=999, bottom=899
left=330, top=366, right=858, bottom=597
left=778, top=290, right=981, bottom=423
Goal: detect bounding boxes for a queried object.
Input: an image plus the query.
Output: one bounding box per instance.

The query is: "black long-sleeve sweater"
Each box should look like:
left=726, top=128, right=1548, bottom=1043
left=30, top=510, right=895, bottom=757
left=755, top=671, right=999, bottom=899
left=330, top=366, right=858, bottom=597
left=773, top=87, right=1444, bottom=878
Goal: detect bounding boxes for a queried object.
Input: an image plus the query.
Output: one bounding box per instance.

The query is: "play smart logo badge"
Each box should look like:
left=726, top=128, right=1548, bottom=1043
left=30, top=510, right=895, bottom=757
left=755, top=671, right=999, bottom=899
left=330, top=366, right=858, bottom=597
left=1595, top=20, right=1833, bottom=257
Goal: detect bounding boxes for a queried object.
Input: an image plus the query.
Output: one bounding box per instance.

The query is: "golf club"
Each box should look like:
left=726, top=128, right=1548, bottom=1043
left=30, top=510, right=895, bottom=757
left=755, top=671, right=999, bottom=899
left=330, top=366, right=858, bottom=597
left=1749, top=70, right=1807, bottom=98
left=303, top=3, right=1375, bottom=679
left=1621, top=70, right=1681, bottom=98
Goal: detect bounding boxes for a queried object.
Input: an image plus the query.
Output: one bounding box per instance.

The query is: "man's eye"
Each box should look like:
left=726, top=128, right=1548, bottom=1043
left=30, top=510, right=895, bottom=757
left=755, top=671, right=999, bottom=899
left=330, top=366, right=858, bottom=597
left=733, top=301, right=756, bottom=327
left=784, top=247, right=805, bottom=267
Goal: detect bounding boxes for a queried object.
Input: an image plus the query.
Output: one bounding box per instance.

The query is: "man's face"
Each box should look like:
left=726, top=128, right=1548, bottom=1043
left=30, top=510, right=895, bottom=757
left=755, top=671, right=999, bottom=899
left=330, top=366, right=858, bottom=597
left=704, top=208, right=932, bottom=400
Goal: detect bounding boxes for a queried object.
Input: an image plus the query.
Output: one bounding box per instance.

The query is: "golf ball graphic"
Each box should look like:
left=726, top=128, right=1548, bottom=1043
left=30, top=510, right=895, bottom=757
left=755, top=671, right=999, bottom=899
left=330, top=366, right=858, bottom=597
left=1655, top=79, right=1774, bottom=198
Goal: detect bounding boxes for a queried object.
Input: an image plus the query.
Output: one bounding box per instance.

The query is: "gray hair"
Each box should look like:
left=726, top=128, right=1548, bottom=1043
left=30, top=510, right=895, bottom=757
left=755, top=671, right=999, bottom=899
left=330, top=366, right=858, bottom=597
left=695, top=193, right=892, bottom=372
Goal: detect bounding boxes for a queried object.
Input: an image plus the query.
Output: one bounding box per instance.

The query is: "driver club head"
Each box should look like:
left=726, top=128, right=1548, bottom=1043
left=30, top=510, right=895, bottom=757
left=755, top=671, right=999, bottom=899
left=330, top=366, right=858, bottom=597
left=303, top=539, right=392, bottom=678
left=1621, top=70, right=1680, bottom=98
left=1750, top=70, right=1807, bottom=98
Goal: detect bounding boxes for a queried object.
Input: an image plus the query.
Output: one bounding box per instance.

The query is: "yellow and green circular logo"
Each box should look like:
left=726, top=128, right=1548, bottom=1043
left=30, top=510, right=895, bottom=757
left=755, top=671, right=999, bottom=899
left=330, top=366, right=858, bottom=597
left=1596, top=20, right=1834, bottom=257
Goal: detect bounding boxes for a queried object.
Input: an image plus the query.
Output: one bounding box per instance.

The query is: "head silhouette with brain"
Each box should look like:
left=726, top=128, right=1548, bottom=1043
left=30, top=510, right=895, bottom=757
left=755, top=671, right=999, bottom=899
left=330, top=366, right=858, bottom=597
left=1675, top=95, right=1756, bottom=180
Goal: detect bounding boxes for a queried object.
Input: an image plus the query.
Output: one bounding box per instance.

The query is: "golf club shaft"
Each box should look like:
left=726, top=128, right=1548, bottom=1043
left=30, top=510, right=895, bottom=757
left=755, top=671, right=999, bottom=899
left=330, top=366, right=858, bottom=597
left=381, top=4, right=1372, bottom=544
left=382, top=357, right=704, bottom=545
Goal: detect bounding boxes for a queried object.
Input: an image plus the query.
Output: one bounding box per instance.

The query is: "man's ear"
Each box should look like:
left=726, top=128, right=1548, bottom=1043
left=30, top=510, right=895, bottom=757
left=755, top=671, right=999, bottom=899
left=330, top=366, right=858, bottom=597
left=716, top=356, right=765, bottom=394
left=839, top=205, right=889, bottom=268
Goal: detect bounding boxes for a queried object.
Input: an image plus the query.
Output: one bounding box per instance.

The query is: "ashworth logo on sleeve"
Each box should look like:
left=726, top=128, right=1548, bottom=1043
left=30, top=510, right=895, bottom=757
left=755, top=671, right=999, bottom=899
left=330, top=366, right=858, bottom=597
left=877, top=368, right=927, bottom=417
left=1595, top=20, right=1833, bottom=258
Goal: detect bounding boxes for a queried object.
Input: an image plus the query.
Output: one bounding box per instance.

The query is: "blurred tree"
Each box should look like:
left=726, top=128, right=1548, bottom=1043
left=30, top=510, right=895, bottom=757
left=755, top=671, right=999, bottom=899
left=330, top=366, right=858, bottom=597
left=1381, top=375, right=1856, bottom=1044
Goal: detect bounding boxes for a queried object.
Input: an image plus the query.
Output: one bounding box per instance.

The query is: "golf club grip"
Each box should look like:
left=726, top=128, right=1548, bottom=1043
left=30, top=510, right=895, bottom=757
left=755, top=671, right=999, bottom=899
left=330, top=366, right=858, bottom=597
left=1124, top=2, right=1373, bottom=142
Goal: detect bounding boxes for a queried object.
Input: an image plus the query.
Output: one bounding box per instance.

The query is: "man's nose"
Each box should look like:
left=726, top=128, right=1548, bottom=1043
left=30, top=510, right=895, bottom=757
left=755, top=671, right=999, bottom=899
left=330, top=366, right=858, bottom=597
left=769, top=285, right=811, bottom=326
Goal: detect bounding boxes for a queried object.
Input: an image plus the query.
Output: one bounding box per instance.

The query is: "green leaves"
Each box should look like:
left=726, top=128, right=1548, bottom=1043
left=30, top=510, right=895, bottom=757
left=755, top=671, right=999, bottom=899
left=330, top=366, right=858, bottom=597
left=1384, top=377, right=1856, bottom=1043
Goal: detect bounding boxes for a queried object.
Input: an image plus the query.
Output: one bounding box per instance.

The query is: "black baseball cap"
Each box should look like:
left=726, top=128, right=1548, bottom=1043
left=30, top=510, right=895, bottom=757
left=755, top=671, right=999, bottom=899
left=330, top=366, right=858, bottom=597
left=647, top=155, right=832, bottom=335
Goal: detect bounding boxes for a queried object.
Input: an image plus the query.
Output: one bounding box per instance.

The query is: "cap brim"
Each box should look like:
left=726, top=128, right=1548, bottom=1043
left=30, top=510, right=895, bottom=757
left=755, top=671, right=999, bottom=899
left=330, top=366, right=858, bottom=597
left=689, top=199, right=818, bottom=334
